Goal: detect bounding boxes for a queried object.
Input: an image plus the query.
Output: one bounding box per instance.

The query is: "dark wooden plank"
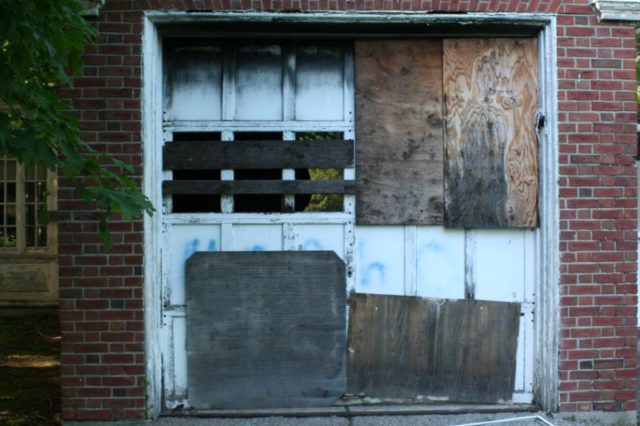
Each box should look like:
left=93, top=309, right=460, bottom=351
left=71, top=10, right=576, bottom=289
left=355, top=40, right=444, bottom=225
left=443, top=38, right=539, bottom=228
left=163, top=139, right=354, bottom=170
left=186, top=251, right=347, bottom=409
left=347, top=293, right=520, bottom=403
left=163, top=179, right=355, bottom=195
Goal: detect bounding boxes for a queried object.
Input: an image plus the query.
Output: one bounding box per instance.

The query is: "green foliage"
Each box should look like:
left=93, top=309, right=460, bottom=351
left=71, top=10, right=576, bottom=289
left=0, top=0, right=154, bottom=250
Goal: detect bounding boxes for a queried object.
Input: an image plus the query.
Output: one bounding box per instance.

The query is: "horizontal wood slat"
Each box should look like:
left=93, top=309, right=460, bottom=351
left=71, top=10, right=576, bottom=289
left=164, top=179, right=355, bottom=195
left=163, top=140, right=354, bottom=170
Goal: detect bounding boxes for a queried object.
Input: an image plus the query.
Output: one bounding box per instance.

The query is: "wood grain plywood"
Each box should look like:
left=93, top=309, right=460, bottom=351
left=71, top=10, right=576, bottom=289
left=347, top=293, right=520, bottom=403
left=443, top=38, right=539, bottom=228
left=355, top=40, right=444, bottom=225
left=186, top=251, right=346, bottom=409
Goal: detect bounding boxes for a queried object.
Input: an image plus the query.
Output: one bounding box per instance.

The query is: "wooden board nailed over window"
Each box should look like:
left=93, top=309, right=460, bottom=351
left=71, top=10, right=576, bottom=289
left=347, top=293, right=520, bottom=403
left=355, top=40, right=444, bottom=225
left=443, top=38, right=539, bottom=228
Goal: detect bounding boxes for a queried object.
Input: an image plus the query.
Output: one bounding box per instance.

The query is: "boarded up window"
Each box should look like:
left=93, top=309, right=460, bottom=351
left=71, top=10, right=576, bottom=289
left=443, top=38, right=539, bottom=228
left=163, top=42, right=354, bottom=214
left=355, top=40, right=444, bottom=225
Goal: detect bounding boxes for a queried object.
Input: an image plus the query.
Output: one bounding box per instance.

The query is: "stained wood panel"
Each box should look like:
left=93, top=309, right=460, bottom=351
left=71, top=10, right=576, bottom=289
left=355, top=40, right=444, bottom=225
left=348, top=293, right=520, bottom=403
left=186, top=251, right=347, bottom=409
left=443, top=38, right=539, bottom=228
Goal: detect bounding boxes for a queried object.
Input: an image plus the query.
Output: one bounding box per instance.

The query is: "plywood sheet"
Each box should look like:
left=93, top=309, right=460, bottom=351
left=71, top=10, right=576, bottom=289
left=186, top=251, right=346, bottom=409
left=355, top=40, right=444, bottom=225
left=347, top=293, right=520, bottom=403
left=443, top=38, right=538, bottom=228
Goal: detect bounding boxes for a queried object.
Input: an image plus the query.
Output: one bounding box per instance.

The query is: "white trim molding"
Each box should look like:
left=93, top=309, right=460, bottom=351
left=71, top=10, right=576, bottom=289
left=591, top=0, right=640, bottom=21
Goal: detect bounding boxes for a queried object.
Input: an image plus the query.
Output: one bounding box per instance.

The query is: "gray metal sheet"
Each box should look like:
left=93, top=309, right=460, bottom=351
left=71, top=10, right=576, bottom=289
left=186, top=251, right=347, bottom=409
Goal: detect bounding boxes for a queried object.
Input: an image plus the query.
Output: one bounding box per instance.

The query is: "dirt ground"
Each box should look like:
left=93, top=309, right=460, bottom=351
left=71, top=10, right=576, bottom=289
left=0, top=311, right=61, bottom=426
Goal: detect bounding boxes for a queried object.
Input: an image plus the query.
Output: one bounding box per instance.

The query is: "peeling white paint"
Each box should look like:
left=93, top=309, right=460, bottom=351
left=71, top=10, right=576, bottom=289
left=145, top=11, right=559, bottom=414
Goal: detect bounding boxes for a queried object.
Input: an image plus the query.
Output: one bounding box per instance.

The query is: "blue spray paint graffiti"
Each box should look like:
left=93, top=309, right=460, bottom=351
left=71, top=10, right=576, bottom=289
left=207, top=239, right=217, bottom=251
left=249, top=245, right=265, bottom=252
left=183, top=239, right=200, bottom=261
left=303, top=239, right=323, bottom=250
left=360, top=261, right=386, bottom=288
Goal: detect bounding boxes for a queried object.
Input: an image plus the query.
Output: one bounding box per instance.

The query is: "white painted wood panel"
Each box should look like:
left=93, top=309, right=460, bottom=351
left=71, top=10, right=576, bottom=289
left=295, top=224, right=345, bottom=258
left=474, top=229, right=533, bottom=303
left=166, top=224, right=220, bottom=306
left=415, top=227, right=466, bottom=300
left=233, top=224, right=283, bottom=251
left=295, top=46, right=344, bottom=121
left=172, top=316, right=187, bottom=397
left=234, top=45, right=283, bottom=120
left=355, top=227, right=405, bottom=296
left=167, top=46, right=222, bottom=121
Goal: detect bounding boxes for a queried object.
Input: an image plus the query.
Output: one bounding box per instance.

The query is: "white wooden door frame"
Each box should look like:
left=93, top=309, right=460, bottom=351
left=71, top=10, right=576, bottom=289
left=143, top=12, right=559, bottom=418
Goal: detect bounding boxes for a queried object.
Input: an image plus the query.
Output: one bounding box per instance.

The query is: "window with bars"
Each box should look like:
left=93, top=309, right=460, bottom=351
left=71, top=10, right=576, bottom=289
left=0, top=158, right=52, bottom=251
left=162, top=41, right=355, bottom=215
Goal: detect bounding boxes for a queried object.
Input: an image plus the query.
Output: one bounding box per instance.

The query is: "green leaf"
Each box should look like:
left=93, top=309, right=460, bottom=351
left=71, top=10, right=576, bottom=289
left=0, top=0, right=153, bottom=250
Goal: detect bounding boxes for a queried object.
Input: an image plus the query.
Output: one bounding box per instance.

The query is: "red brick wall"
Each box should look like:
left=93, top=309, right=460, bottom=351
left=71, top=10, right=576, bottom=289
left=556, top=12, right=638, bottom=413
left=59, top=0, right=637, bottom=420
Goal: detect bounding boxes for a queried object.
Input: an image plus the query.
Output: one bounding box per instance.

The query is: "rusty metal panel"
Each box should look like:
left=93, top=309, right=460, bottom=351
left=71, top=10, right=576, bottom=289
left=186, top=251, right=347, bottom=409
left=347, top=293, right=520, bottom=403
left=355, top=40, right=444, bottom=225
left=443, top=38, right=539, bottom=228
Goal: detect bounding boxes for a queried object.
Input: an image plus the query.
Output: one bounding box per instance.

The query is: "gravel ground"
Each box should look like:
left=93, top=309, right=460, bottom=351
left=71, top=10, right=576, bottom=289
left=65, top=410, right=637, bottom=426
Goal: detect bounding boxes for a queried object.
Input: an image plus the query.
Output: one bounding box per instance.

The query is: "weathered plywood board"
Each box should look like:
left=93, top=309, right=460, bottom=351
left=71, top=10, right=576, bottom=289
left=348, top=293, right=520, bottom=403
left=443, top=38, right=539, bottom=228
left=355, top=40, right=444, bottom=225
left=186, top=251, right=346, bottom=409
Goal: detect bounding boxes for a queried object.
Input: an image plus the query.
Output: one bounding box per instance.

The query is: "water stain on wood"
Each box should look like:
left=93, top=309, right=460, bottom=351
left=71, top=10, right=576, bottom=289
left=355, top=40, right=444, bottom=225
left=443, top=38, right=539, bottom=228
left=347, top=293, right=520, bottom=403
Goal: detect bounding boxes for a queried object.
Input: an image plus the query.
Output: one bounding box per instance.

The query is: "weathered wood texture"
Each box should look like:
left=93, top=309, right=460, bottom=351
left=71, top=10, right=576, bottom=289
left=443, top=38, right=539, bottom=228
left=163, top=140, right=354, bottom=170
left=355, top=40, right=444, bottom=225
left=186, top=251, right=347, bottom=409
left=164, top=179, right=355, bottom=195
left=347, top=293, right=520, bottom=403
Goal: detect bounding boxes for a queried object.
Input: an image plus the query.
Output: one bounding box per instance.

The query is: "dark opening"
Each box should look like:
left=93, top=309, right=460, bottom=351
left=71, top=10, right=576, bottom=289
left=171, top=132, right=221, bottom=213
left=233, top=132, right=283, bottom=213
